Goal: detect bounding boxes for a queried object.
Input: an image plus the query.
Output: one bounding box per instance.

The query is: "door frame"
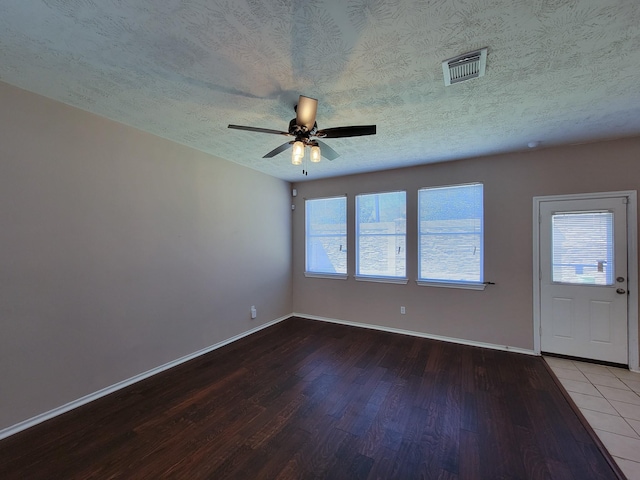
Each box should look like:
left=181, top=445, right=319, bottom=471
left=533, top=191, right=639, bottom=372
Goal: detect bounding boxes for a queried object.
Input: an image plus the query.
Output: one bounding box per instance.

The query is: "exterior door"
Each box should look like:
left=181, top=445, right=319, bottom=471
left=540, top=197, right=628, bottom=364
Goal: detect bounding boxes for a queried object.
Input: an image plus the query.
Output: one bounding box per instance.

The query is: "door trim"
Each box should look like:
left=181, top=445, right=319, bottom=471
left=533, top=191, right=639, bottom=372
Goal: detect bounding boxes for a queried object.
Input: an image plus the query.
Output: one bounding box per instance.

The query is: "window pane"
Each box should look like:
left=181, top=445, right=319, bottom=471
left=552, top=212, right=613, bottom=285
left=356, top=191, right=406, bottom=277
left=418, top=184, right=483, bottom=283
left=306, top=196, right=347, bottom=274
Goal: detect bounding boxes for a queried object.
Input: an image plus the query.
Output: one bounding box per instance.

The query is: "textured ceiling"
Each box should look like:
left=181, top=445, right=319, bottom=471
left=1, top=0, right=640, bottom=182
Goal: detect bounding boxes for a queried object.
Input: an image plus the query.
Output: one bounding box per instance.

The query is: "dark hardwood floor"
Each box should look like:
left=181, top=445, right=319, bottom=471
left=0, top=317, right=619, bottom=479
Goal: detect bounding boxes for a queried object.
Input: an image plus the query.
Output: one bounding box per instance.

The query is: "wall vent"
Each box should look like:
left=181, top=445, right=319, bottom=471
left=442, top=48, right=487, bottom=86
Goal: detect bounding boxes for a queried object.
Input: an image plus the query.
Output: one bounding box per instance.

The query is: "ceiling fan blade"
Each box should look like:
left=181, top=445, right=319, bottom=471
left=228, top=124, right=290, bottom=136
left=263, top=142, right=293, bottom=158
left=315, top=140, right=340, bottom=161
left=316, top=125, right=376, bottom=138
left=296, top=95, right=318, bottom=130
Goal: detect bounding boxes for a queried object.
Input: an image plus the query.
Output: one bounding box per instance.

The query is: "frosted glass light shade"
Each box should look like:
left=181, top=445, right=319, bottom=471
left=310, top=145, right=321, bottom=163
left=292, top=141, right=304, bottom=159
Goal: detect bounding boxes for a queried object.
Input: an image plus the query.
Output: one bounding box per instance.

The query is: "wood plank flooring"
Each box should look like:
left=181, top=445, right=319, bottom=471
left=0, top=317, right=620, bottom=479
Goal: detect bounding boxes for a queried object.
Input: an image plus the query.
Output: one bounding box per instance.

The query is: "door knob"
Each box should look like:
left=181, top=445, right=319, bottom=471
left=616, top=288, right=626, bottom=294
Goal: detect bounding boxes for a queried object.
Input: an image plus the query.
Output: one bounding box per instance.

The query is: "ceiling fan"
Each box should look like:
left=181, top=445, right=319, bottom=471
left=228, top=95, right=376, bottom=168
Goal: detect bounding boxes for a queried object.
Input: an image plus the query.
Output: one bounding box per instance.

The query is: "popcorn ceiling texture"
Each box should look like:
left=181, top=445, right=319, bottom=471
left=1, top=0, right=639, bottom=181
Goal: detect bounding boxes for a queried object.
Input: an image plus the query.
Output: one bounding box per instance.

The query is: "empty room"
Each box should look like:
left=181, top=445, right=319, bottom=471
left=1, top=1, right=640, bottom=479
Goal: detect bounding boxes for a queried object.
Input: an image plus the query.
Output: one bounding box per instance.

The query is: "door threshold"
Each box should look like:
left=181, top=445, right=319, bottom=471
left=542, top=352, right=628, bottom=370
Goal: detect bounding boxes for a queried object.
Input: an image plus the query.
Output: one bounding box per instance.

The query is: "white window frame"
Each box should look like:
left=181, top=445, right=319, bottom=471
left=354, top=190, right=408, bottom=284
left=304, top=195, right=348, bottom=279
left=417, top=183, right=485, bottom=290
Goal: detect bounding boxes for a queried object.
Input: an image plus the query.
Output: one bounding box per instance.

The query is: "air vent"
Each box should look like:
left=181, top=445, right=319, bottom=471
left=442, top=48, right=487, bottom=86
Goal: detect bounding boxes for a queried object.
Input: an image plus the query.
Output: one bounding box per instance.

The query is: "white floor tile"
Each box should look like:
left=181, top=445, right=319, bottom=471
left=575, top=362, right=617, bottom=376
left=551, top=366, right=589, bottom=382
left=624, top=379, right=640, bottom=393
left=597, top=385, right=640, bottom=406
left=569, top=391, right=618, bottom=415
left=546, top=358, right=640, bottom=478
left=611, top=401, right=640, bottom=422
left=560, top=378, right=603, bottom=397
left=596, top=430, right=640, bottom=462
left=628, top=418, right=640, bottom=436
left=581, top=409, right=639, bottom=438
left=544, top=357, right=579, bottom=370
left=612, top=457, right=640, bottom=480
left=610, top=368, right=640, bottom=382
left=584, top=372, right=631, bottom=390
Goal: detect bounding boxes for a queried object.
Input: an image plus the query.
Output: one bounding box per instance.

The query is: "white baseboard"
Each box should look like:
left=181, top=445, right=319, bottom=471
left=294, top=313, right=537, bottom=356
left=1, top=313, right=537, bottom=441
left=0, top=315, right=289, bottom=441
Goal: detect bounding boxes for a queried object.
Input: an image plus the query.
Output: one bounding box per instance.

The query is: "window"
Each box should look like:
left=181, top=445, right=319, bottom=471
left=552, top=212, right=613, bottom=285
left=418, top=183, right=483, bottom=286
left=356, top=191, right=406, bottom=281
left=305, top=196, right=347, bottom=276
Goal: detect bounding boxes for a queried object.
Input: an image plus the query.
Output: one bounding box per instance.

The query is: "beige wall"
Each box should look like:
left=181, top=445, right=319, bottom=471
left=292, top=137, right=640, bottom=353
left=0, top=82, right=292, bottom=431
left=2, top=78, right=639, bottom=435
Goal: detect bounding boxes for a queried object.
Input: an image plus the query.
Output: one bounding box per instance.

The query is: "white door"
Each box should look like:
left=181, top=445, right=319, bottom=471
left=540, top=197, right=628, bottom=364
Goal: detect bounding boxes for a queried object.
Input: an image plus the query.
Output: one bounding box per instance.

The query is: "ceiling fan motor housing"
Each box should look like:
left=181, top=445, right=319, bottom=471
left=288, top=118, right=318, bottom=138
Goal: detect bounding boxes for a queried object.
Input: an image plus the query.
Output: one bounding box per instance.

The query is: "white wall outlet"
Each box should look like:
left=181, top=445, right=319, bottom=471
left=250, top=306, right=257, bottom=319
left=400, top=306, right=406, bottom=314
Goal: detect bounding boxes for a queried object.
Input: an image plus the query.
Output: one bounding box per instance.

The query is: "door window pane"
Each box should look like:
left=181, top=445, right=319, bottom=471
left=552, top=212, right=613, bottom=285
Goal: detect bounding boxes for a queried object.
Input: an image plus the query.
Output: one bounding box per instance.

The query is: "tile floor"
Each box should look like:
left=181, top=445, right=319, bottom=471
left=544, top=356, right=640, bottom=480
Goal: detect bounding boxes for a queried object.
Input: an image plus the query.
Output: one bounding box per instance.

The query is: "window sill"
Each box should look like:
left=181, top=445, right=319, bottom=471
left=354, top=275, right=409, bottom=285
left=304, top=272, right=348, bottom=280
left=416, top=280, right=487, bottom=290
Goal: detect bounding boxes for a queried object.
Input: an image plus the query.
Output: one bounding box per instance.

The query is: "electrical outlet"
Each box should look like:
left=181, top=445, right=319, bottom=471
left=250, top=306, right=257, bottom=319
left=400, top=306, right=406, bottom=314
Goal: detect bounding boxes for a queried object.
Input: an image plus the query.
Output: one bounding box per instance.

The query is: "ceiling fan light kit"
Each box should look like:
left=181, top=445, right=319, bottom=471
left=228, top=95, right=376, bottom=173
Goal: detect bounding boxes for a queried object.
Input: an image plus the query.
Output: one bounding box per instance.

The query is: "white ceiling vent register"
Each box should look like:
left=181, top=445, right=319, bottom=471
left=442, top=48, right=487, bottom=86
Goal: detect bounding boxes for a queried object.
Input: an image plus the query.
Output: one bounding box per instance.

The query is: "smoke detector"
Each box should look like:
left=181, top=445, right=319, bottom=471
left=442, top=48, right=488, bottom=86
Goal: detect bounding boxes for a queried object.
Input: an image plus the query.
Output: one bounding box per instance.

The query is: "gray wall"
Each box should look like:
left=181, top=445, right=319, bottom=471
left=0, top=82, right=293, bottom=431
left=292, top=137, right=640, bottom=352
